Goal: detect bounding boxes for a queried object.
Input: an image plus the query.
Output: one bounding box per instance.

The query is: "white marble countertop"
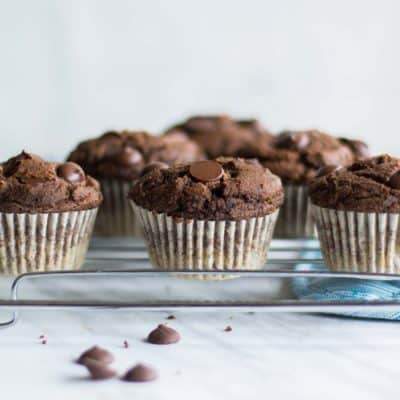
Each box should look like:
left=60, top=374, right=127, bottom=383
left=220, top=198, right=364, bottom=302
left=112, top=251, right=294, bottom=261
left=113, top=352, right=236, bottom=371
left=0, top=271, right=399, bottom=400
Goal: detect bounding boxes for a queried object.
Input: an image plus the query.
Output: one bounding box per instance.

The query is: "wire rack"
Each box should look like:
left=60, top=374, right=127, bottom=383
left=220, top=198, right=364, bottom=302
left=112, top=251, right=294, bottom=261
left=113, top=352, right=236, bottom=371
left=1, top=238, right=400, bottom=329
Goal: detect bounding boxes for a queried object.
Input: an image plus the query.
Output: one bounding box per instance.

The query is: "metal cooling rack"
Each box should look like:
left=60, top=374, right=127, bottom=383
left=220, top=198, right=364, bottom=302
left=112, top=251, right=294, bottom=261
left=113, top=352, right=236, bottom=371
left=1, top=238, right=400, bottom=329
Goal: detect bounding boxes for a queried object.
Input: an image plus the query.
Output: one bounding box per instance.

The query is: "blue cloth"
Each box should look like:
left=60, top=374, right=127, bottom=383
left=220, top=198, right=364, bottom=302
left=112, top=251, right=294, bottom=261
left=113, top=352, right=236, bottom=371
left=291, top=261, right=400, bottom=321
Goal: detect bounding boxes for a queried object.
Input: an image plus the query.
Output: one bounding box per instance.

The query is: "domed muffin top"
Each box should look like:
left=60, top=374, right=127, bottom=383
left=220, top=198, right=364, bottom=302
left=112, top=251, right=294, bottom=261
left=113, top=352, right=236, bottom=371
left=258, top=130, right=358, bottom=184
left=129, top=157, right=284, bottom=221
left=164, top=115, right=273, bottom=159
left=309, top=154, right=400, bottom=213
left=0, top=152, right=102, bottom=213
left=67, top=130, right=204, bottom=181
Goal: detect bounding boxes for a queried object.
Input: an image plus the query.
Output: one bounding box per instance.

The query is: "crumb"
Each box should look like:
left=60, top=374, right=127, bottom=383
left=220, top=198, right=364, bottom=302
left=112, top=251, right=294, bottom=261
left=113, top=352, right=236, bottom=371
left=39, top=334, right=45, bottom=339
left=41, top=339, right=47, bottom=345
left=167, top=315, right=176, bottom=320
left=123, top=340, right=129, bottom=348
left=224, top=326, right=233, bottom=332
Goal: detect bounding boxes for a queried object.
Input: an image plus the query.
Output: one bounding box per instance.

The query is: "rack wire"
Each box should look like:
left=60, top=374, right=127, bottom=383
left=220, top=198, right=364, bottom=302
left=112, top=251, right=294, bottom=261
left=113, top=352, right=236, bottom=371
left=1, top=238, right=400, bottom=329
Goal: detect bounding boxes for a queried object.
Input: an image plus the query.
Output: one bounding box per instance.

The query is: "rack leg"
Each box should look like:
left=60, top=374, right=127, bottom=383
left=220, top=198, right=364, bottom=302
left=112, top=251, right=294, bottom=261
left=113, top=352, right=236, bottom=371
left=0, top=275, right=21, bottom=329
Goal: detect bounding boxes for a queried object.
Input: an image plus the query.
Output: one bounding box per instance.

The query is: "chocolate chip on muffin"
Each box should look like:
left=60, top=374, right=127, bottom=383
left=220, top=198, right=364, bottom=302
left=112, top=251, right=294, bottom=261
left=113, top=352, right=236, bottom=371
left=0, top=151, right=102, bottom=213
left=309, top=154, right=400, bottom=213
left=68, top=130, right=204, bottom=181
left=164, top=115, right=273, bottom=159
left=338, top=137, right=370, bottom=159
left=129, top=157, right=284, bottom=221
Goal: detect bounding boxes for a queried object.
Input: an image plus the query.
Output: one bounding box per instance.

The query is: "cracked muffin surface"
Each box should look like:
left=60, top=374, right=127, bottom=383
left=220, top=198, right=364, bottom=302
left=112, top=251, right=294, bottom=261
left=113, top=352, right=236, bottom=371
left=0, top=151, right=102, bottom=213
left=129, top=157, right=284, bottom=220
left=309, top=154, right=400, bottom=213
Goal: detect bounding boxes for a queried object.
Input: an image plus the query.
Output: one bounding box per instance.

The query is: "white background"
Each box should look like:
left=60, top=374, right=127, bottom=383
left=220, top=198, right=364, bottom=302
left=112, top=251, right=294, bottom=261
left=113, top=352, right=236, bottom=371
left=1, top=0, right=399, bottom=161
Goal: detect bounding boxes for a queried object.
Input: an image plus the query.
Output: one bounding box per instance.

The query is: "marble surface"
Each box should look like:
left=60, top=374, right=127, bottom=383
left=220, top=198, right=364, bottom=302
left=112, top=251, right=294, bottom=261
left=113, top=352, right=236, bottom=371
left=0, top=271, right=399, bottom=400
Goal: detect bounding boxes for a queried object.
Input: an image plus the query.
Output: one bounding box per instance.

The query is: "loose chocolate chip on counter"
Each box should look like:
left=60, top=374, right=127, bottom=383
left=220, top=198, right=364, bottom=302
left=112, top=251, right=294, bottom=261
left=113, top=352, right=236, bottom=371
left=77, top=346, right=115, bottom=365
left=122, top=363, right=157, bottom=382
left=315, top=165, right=341, bottom=178
left=189, top=160, right=223, bottom=182
left=57, top=162, right=85, bottom=184
left=85, top=360, right=117, bottom=381
left=275, top=131, right=309, bottom=150
left=166, top=314, right=176, bottom=320
left=115, top=147, right=143, bottom=166
left=140, top=162, right=169, bottom=177
left=147, top=324, right=180, bottom=345
left=389, top=171, right=400, bottom=189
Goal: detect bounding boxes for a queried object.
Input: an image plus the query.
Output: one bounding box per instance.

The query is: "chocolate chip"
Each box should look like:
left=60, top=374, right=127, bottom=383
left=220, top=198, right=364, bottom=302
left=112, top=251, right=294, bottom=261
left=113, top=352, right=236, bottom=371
left=140, top=162, right=169, bottom=177
left=315, top=165, right=341, bottom=178
left=77, top=346, right=115, bottom=366
left=189, top=160, right=223, bottom=182
left=166, top=314, right=176, bottom=320
left=147, top=324, right=180, bottom=345
left=389, top=171, right=400, bottom=189
left=85, top=360, right=117, bottom=380
left=339, top=138, right=369, bottom=158
left=122, top=363, right=157, bottom=382
left=57, top=162, right=85, bottom=184
left=115, top=147, right=143, bottom=166
left=275, top=131, right=309, bottom=150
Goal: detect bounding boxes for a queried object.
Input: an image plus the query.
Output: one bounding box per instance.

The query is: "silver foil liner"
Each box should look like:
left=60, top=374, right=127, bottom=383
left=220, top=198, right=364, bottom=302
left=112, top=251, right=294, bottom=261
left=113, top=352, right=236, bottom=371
left=132, top=202, right=279, bottom=278
left=95, top=179, right=141, bottom=237
left=0, top=208, right=97, bottom=275
left=311, top=204, right=400, bottom=274
left=274, top=184, right=315, bottom=239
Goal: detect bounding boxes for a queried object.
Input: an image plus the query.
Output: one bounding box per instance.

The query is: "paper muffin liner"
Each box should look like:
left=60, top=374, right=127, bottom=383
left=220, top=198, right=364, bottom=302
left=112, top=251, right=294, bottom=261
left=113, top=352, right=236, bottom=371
left=311, top=204, right=400, bottom=274
left=274, top=184, right=316, bottom=239
left=131, top=202, right=279, bottom=279
left=95, top=179, right=141, bottom=237
left=0, top=208, right=97, bottom=275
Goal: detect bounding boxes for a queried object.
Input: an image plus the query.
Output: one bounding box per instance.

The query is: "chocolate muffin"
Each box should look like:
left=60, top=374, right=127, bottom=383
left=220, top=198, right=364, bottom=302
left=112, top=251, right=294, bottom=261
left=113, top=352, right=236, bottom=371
left=257, top=129, right=366, bottom=238
left=164, top=115, right=273, bottom=159
left=0, top=152, right=102, bottom=274
left=310, top=154, right=400, bottom=274
left=68, top=130, right=204, bottom=237
left=129, top=158, right=283, bottom=277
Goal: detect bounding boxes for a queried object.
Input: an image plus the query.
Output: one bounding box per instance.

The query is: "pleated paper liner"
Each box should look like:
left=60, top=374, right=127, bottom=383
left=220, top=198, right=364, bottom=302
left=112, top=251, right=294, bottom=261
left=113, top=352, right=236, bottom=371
left=311, top=204, right=400, bottom=274
left=0, top=208, right=97, bottom=275
left=132, top=202, right=279, bottom=280
left=274, top=184, right=316, bottom=239
left=95, top=179, right=142, bottom=237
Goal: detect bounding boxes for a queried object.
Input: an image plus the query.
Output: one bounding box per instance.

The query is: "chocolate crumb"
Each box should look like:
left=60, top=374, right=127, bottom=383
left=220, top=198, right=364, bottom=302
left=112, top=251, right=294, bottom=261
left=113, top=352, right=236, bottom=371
left=166, top=315, right=176, bottom=320
left=41, top=339, right=47, bottom=344
left=224, top=326, right=233, bottom=332
left=123, top=340, right=129, bottom=348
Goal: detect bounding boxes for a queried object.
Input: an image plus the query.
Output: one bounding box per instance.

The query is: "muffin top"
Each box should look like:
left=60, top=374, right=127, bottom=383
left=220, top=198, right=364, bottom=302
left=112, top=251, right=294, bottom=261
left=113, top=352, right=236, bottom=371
left=164, top=115, right=273, bottom=159
left=258, top=130, right=357, bottom=184
left=129, top=157, right=284, bottom=220
left=309, top=154, right=400, bottom=213
left=0, top=152, right=102, bottom=213
left=67, top=130, right=204, bottom=181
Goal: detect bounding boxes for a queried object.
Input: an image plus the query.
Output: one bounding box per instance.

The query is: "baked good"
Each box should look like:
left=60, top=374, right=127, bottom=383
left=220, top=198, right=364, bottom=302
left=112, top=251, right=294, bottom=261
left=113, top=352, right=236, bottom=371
left=67, top=130, right=203, bottom=236
left=129, top=157, right=283, bottom=278
left=257, top=130, right=363, bottom=238
left=309, top=154, right=400, bottom=274
left=0, top=151, right=101, bottom=274
left=164, top=115, right=273, bottom=158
